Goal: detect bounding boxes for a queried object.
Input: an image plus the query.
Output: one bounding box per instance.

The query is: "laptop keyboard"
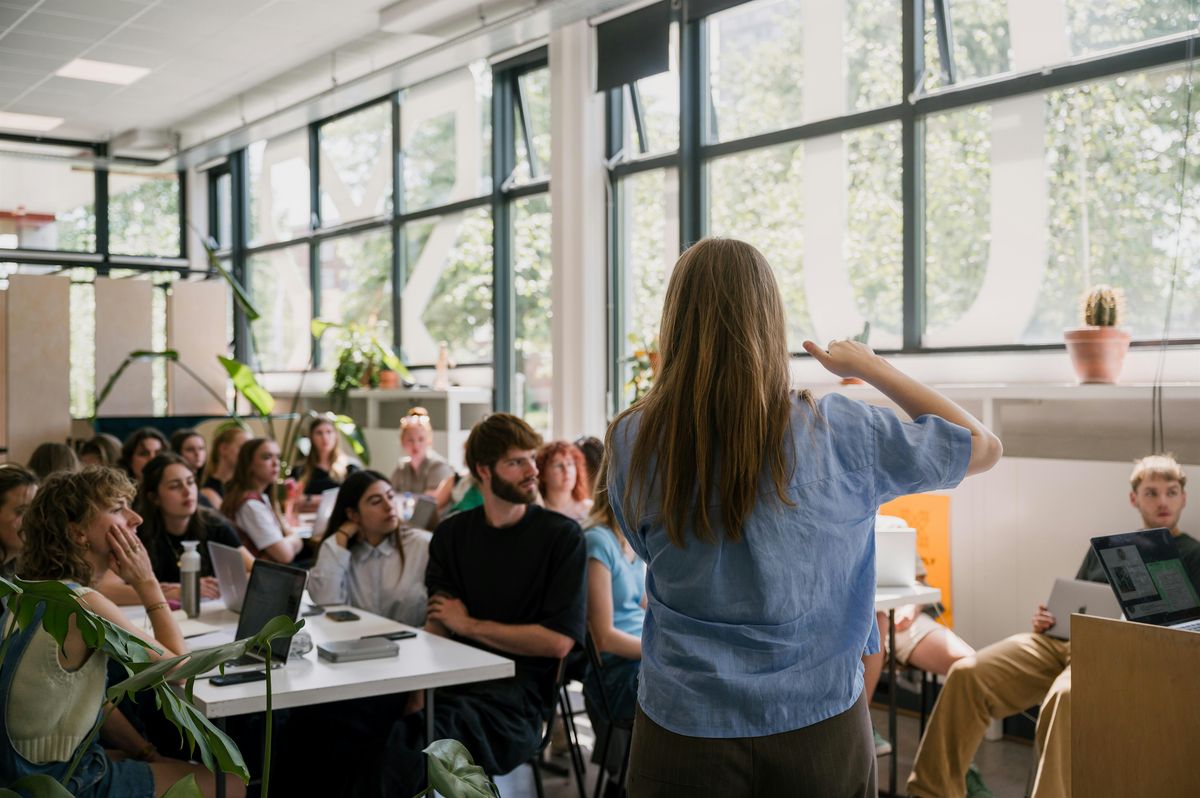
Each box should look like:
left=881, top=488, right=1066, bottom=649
left=1174, top=619, right=1200, bottom=633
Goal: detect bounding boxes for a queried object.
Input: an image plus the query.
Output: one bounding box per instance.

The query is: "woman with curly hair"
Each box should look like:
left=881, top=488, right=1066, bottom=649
left=0, top=467, right=242, bottom=797
left=536, top=440, right=591, bottom=521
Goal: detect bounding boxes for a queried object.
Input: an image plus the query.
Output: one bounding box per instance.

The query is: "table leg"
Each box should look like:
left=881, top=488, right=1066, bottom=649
left=215, top=717, right=227, bottom=798
left=889, top=608, right=897, bottom=798
left=425, top=687, right=436, bottom=746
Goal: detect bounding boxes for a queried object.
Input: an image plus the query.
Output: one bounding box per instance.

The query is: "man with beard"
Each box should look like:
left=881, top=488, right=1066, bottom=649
left=907, top=453, right=1195, bottom=798
left=351, top=412, right=587, bottom=797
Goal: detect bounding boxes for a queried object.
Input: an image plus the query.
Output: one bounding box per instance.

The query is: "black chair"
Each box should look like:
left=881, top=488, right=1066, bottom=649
left=583, top=633, right=634, bottom=798
left=523, top=659, right=587, bottom=798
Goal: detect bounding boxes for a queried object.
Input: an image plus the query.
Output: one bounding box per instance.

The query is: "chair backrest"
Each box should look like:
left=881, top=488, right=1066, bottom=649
left=583, top=631, right=617, bottom=725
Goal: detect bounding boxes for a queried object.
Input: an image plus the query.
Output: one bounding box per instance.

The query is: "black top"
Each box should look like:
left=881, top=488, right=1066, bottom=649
left=290, top=464, right=353, bottom=496
left=428, top=504, right=587, bottom=708
left=1077, top=531, right=1200, bottom=588
left=202, top=475, right=224, bottom=498
left=140, top=511, right=241, bottom=582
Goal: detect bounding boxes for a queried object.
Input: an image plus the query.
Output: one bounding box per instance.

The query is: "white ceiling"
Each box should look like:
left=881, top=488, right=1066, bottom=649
left=0, top=0, right=411, bottom=143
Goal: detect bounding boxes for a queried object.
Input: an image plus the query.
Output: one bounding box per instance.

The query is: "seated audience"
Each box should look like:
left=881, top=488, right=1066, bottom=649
left=1, top=467, right=241, bottom=797
left=221, top=438, right=304, bottom=564
left=908, top=453, right=1196, bottom=798
left=0, top=465, right=37, bottom=579
left=119, top=427, right=168, bottom=483
left=170, top=428, right=208, bottom=474
left=583, top=460, right=644, bottom=729
left=290, top=415, right=352, bottom=513
left=199, top=423, right=247, bottom=508
left=308, top=470, right=431, bottom=627
left=79, top=433, right=122, bottom=468
left=97, top=453, right=252, bottom=605
left=536, top=440, right=591, bottom=521
left=346, top=413, right=586, bottom=797
left=391, top=407, right=453, bottom=497
left=27, top=441, right=80, bottom=480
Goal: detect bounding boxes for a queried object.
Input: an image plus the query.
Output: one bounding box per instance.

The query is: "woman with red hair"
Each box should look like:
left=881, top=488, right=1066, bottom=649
left=536, top=440, right=591, bottom=521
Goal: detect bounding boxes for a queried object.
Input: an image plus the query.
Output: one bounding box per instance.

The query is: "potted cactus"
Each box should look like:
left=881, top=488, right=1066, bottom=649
left=1064, top=285, right=1131, bottom=383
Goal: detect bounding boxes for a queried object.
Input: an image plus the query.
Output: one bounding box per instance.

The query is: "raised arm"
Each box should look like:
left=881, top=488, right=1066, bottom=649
left=803, top=340, right=1003, bottom=476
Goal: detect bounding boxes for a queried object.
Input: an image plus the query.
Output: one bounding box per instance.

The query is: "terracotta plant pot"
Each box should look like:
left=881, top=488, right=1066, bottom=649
left=1064, top=326, right=1131, bottom=384
left=378, top=369, right=399, bottom=389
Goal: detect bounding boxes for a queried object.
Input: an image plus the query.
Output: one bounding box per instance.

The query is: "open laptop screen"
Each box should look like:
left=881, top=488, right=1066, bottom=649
left=235, top=560, right=307, bottom=662
left=1090, top=528, right=1200, bottom=626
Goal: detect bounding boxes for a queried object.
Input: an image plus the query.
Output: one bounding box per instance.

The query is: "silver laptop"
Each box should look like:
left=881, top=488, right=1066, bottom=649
left=876, top=527, right=917, bottom=586
left=1044, top=578, right=1123, bottom=640
left=409, top=494, right=438, bottom=531
left=310, top=487, right=340, bottom=540
left=208, top=540, right=250, bottom=613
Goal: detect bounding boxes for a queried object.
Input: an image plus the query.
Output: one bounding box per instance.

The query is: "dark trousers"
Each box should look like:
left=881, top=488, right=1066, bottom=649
left=626, top=692, right=876, bottom=798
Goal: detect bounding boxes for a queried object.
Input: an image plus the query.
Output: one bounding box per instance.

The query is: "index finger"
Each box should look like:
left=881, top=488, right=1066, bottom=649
left=801, top=340, right=831, bottom=365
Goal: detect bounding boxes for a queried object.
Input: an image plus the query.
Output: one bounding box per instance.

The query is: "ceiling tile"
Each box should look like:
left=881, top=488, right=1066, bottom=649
left=0, top=1, right=41, bottom=12
left=0, top=30, right=90, bottom=57
left=36, top=0, right=150, bottom=24
left=16, top=11, right=119, bottom=40
left=0, top=47, right=69, bottom=72
left=102, top=23, right=195, bottom=51
left=0, top=6, right=28, bottom=30
left=85, top=41, right=173, bottom=69
left=36, top=75, right=123, bottom=99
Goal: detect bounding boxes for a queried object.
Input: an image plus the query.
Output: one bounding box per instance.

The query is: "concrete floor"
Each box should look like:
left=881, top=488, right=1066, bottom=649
left=499, top=689, right=1035, bottom=798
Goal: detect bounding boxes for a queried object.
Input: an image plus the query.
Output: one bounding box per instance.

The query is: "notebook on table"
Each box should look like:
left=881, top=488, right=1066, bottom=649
left=1090, top=528, right=1200, bottom=634
left=208, top=540, right=250, bottom=613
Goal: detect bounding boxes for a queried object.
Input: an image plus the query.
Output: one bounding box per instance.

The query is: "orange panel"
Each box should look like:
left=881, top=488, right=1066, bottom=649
left=879, top=494, right=953, bottom=628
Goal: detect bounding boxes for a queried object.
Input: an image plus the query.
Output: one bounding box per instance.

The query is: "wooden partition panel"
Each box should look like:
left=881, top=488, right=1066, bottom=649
left=6, top=274, right=70, bottom=463
left=167, top=279, right=228, bottom=416
left=1073, top=615, right=1200, bottom=795
left=94, top=277, right=153, bottom=416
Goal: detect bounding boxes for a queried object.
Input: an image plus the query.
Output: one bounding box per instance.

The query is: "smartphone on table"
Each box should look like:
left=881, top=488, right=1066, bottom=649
left=325, top=610, right=361, bottom=622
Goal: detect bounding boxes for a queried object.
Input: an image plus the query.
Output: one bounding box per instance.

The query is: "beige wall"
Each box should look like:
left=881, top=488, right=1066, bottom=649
left=167, top=279, right=228, bottom=416
left=94, top=277, right=154, bottom=416
left=6, top=274, right=70, bottom=463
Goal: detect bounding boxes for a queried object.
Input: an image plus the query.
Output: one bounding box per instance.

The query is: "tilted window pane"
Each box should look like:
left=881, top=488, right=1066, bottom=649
left=707, top=123, right=902, bottom=351
left=513, top=194, right=552, bottom=435
left=618, top=168, right=679, bottom=407
left=248, top=131, right=311, bottom=246
left=924, top=65, right=1200, bottom=345
left=109, top=171, right=180, bottom=256
left=248, top=245, right=311, bottom=371
left=0, top=151, right=95, bottom=252
left=403, top=207, right=493, bottom=366
left=513, top=67, right=551, bottom=183
left=319, top=101, right=393, bottom=227
left=318, top=229, right=394, bottom=364
left=622, top=23, right=680, bottom=157
left=401, top=63, right=492, bottom=213
left=923, top=0, right=1196, bottom=93
left=707, top=0, right=901, bottom=143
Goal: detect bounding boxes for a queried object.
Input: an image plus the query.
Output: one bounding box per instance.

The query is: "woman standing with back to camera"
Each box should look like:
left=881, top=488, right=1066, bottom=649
left=606, top=238, right=1002, bottom=797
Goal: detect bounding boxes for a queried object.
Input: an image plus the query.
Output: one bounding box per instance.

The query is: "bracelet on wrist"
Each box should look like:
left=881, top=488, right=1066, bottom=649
left=145, top=602, right=169, bottom=614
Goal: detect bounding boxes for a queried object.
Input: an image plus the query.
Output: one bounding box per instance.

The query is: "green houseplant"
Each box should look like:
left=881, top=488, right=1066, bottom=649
left=320, top=319, right=409, bottom=413
left=1064, top=285, right=1131, bottom=384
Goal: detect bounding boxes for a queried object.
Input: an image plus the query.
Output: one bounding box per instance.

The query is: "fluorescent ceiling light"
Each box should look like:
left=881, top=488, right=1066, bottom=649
left=56, top=58, right=150, bottom=86
left=0, top=111, right=64, bottom=132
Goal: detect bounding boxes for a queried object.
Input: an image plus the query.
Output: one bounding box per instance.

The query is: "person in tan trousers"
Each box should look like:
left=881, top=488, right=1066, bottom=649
left=907, top=454, right=1196, bottom=798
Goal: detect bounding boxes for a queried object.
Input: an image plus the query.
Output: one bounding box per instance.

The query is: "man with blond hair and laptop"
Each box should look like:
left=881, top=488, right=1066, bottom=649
left=907, top=453, right=1197, bottom=798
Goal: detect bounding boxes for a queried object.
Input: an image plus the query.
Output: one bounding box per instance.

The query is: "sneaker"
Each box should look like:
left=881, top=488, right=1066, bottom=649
left=872, top=727, right=893, bottom=757
left=965, top=763, right=993, bottom=798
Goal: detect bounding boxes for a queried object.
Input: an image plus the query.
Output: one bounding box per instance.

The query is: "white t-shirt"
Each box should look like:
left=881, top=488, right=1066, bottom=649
left=235, top=495, right=284, bottom=551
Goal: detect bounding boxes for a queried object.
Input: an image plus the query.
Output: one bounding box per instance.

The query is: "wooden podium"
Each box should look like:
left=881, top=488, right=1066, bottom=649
left=1072, top=615, right=1200, bottom=796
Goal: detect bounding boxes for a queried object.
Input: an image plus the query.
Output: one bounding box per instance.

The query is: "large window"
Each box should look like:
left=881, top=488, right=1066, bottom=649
left=109, top=170, right=181, bottom=257
left=318, top=230, right=393, bottom=363
left=248, top=130, right=311, bottom=246
left=319, top=102, right=393, bottom=227
left=513, top=194, right=552, bottom=430
left=247, top=245, right=312, bottom=372
left=0, top=149, right=95, bottom=252
left=609, top=0, right=1200, bottom=411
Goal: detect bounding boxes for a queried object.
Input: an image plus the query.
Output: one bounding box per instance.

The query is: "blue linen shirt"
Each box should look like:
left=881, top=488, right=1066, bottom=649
left=606, top=392, right=972, bottom=738
left=585, top=526, right=646, bottom=640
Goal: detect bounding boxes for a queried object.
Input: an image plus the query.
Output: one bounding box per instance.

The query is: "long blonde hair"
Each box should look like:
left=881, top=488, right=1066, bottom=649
left=611, top=238, right=803, bottom=547
left=583, top=455, right=627, bottom=551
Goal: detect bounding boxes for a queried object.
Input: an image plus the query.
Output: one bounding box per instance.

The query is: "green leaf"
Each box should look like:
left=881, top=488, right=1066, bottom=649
left=331, top=414, right=370, bottom=463
left=1, top=577, right=158, bottom=665
left=161, top=774, right=203, bottom=798
left=191, top=228, right=260, bottom=323
left=311, top=319, right=342, bottom=340
left=218, top=355, right=276, bottom=417
left=423, top=739, right=501, bottom=798
left=0, top=774, right=75, bottom=797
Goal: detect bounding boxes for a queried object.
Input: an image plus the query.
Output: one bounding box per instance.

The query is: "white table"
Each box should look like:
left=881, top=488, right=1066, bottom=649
left=875, top=584, right=941, bottom=798
left=127, top=600, right=513, bottom=795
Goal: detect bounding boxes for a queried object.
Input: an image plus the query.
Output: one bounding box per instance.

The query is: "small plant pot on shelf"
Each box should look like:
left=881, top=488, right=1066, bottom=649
left=1064, top=326, right=1131, bottom=384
